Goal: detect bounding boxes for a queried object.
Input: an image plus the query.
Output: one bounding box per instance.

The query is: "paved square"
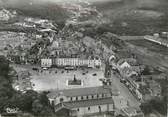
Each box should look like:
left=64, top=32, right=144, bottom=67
left=31, top=69, right=104, bottom=91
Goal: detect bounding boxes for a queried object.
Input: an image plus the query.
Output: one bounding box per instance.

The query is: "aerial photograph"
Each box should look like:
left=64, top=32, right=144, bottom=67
left=0, top=0, right=167, bottom=117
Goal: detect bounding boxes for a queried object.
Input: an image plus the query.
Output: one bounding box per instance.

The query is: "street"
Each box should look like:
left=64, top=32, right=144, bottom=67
left=111, top=70, right=140, bottom=109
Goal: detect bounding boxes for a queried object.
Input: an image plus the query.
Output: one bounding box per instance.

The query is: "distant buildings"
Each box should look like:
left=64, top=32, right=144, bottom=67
left=7, top=51, right=27, bottom=64
left=111, top=57, right=161, bottom=102
left=41, top=58, right=102, bottom=68
left=125, top=77, right=162, bottom=102
left=145, top=32, right=168, bottom=47
left=24, top=17, right=57, bottom=30
left=47, top=80, right=119, bottom=117
left=0, top=9, right=16, bottom=21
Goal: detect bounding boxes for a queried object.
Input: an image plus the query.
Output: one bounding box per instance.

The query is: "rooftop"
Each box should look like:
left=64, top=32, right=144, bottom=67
left=48, top=86, right=119, bottom=99
left=63, top=97, right=114, bottom=109
left=117, top=58, right=138, bottom=66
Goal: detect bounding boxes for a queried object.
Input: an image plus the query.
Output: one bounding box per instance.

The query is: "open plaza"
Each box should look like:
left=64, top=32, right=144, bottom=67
left=31, top=68, right=104, bottom=91
left=12, top=64, right=104, bottom=91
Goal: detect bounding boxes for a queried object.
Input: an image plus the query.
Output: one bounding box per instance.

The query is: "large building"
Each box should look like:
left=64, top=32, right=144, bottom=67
left=41, top=58, right=102, bottom=68
left=47, top=81, right=119, bottom=117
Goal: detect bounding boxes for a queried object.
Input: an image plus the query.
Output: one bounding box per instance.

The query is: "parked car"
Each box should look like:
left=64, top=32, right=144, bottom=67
left=32, top=67, right=38, bottom=71
left=82, top=73, right=86, bottom=75
left=43, top=67, right=48, bottom=70
left=92, top=73, right=97, bottom=76
left=120, top=78, right=126, bottom=83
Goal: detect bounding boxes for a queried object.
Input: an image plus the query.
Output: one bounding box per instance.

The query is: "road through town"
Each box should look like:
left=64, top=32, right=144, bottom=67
left=111, top=71, right=140, bottom=109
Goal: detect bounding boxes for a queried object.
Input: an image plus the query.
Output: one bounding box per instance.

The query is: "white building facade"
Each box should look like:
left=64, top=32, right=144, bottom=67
left=41, top=59, right=52, bottom=68
left=41, top=58, right=102, bottom=68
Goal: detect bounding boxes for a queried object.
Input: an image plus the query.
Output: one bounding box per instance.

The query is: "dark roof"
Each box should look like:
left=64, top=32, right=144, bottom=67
left=48, top=86, right=119, bottom=99
left=63, top=97, right=114, bottom=109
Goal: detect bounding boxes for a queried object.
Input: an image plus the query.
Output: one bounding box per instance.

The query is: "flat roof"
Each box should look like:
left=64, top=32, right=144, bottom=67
left=48, top=86, right=119, bottom=99
left=63, top=97, right=114, bottom=109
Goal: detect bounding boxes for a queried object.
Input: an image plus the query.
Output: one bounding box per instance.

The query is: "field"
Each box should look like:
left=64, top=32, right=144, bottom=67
left=126, top=39, right=168, bottom=73
left=94, top=0, right=168, bottom=36
left=128, top=39, right=168, bottom=55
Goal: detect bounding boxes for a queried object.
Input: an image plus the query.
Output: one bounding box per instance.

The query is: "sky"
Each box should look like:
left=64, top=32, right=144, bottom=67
left=0, top=0, right=167, bottom=7
left=0, top=0, right=122, bottom=7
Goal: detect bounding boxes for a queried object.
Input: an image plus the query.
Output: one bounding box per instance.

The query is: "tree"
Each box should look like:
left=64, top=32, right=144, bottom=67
left=0, top=56, right=54, bottom=116
left=0, top=56, right=10, bottom=77
left=140, top=102, right=153, bottom=114
left=0, top=56, right=14, bottom=112
left=104, top=61, right=111, bottom=78
left=32, top=99, right=53, bottom=116
left=140, top=98, right=167, bottom=115
left=32, top=92, right=54, bottom=116
left=141, top=65, right=151, bottom=75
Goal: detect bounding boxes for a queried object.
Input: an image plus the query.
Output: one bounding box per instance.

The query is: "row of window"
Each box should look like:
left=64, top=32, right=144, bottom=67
left=70, top=93, right=112, bottom=101
left=77, top=106, right=101, bottom=112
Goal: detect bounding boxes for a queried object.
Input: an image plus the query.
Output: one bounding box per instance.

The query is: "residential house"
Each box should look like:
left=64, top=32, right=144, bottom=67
left=120, top=61, right=131, bottom=69
left=117, top=58, right=143, bottom=78
left=117, top=58, right=138, bottom=67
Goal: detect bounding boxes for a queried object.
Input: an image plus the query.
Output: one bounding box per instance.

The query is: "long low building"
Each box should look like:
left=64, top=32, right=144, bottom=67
left=47, top=81, right=119, bottom=117
left=41, top=58, right=102, bottom=68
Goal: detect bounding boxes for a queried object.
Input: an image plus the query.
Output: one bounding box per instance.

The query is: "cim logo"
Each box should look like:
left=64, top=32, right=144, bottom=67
left=6, top=107, right=19, bottom=114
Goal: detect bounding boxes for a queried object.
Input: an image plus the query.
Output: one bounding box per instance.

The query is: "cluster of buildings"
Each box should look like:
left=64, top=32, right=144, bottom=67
left=62, top=1, right=101, bottom=26
left=116, top=58, right=144, bottom=78
left=111, top=57, right=162, bottom=102
left=0, top=9, right=17, bottom=21
left=125, top=76, right=161, bottom=102
left=14, top=17, right=57, bottom=31
left=0, top=32, right=28, bottom=50
left=41, top=58, right=102, bottom=69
